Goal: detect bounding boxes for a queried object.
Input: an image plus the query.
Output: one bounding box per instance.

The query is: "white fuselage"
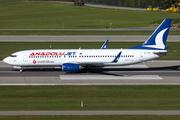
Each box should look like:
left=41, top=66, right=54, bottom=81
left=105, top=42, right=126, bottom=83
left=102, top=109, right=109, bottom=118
left=3, top=49, right=167, bottom=67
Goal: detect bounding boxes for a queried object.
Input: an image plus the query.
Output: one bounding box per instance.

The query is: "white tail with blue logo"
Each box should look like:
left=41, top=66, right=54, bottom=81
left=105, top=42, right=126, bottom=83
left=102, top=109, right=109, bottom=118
left=130, top=19, right=171, bottom=50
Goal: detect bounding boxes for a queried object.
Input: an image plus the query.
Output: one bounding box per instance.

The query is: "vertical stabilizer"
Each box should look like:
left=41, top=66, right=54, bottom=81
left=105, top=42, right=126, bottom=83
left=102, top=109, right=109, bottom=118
left=130, top=19, right=172, bottom=50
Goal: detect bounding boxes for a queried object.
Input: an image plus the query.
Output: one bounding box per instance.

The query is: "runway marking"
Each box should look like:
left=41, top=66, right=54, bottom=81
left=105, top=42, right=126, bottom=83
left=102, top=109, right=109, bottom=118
left=0, top=71, right=19, bottom=73
left=59, top=75, right=162, bottom=80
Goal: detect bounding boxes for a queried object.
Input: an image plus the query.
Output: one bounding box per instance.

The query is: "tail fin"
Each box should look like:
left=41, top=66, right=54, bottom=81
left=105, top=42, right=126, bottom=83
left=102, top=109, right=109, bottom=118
left=130, top=19, right=172, bottom=50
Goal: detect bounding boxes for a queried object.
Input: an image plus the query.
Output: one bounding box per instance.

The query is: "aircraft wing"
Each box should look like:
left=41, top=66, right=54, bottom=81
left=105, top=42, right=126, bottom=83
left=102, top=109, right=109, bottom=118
left=64, top=52, right=122, bottom=67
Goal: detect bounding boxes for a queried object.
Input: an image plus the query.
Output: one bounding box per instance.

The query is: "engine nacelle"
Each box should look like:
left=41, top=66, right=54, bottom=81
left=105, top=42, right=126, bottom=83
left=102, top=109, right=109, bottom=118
left=62, top=63, right=80, bottom=71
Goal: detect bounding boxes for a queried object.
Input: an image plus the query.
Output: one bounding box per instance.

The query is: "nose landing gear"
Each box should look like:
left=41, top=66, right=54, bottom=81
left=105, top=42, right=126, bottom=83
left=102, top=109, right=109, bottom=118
left=13, top=66, right=23, bottom=72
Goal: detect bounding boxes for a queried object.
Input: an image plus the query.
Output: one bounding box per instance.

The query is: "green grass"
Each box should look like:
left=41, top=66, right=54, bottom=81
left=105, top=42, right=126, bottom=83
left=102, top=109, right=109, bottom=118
left=0, top=42, right=179, bottom=60
left=0, top=86, right=180, bottom=110
left=0, top=2, right=179, bottom=29
left=0, top=30, right=179, bottom=35
left=0, top=0, right=24, bottom=3
left=1, top=115, right=180, bottom=120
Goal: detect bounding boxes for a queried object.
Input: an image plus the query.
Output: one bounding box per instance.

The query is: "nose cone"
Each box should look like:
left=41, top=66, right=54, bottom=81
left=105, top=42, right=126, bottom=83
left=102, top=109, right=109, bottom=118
left=3, top=57, right=9, bottom=64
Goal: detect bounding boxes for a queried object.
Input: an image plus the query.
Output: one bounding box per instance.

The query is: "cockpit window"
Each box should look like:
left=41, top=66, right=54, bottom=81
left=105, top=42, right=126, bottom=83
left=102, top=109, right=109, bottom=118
left=10, top=55, right=17, bottom=57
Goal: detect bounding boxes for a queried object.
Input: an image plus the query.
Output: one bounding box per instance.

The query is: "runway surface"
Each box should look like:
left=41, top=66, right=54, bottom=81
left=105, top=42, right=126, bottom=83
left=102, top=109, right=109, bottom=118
left=0, top=60, right=180, bottom=85
left=0, top=35, right=180, bottom=42
left=1, top=110, right=180, bottom=115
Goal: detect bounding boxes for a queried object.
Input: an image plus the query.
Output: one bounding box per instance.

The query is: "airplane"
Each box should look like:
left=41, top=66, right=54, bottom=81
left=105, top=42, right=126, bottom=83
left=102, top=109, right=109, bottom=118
left=3, top=19, right=172, bottom=72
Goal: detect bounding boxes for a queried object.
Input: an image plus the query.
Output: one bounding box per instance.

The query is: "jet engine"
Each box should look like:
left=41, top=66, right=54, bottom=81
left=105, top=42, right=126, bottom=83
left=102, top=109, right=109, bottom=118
left=62, top=63, right=81, bottom=71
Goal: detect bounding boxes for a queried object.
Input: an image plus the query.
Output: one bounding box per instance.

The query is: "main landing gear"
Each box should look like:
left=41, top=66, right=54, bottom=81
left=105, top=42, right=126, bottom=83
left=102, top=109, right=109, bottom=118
left=85, top=66, right=91, bottom=73
left=20, top=68, right=23, bottom=72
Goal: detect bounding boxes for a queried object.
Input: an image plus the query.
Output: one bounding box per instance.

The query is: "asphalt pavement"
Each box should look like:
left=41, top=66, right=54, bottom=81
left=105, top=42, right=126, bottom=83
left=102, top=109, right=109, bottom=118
left=0, top=35, right=179, bottom=42
left=0, top=61, right=180, bottom=85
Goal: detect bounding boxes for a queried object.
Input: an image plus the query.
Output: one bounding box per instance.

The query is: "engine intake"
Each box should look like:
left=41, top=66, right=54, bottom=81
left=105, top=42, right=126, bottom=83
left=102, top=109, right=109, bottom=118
left=62, top=63, right=80, bottom=71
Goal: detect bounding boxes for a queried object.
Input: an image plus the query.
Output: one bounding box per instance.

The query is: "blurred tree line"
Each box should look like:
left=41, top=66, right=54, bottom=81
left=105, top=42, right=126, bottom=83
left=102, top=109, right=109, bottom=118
left=86, top=0, right=179, bottom=9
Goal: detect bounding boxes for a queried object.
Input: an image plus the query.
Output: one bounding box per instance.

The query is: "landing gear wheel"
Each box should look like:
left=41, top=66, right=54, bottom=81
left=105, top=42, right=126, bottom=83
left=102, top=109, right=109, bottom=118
left=85, top=66, right=90, bottom=73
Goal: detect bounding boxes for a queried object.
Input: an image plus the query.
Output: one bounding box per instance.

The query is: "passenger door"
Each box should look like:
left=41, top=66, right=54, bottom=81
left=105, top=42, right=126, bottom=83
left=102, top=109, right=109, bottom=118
left=23, top=52, right=27, bottom=62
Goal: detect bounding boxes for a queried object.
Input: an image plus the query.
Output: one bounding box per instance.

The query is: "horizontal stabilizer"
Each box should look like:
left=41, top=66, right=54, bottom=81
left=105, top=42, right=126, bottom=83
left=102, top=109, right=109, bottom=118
left=153, top=51, right=167, bottom=54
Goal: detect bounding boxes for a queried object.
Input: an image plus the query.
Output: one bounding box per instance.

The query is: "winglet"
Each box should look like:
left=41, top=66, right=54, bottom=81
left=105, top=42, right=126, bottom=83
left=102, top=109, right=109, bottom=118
left=101, top=40, right=109, bottom=49
left=112, top=52, right=122, bottom=63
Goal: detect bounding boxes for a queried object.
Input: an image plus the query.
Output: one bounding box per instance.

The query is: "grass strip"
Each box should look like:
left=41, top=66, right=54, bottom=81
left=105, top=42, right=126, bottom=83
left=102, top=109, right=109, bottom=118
left=0, top=30, right=179, bottom=35
left=0, top=2, right=180, bottom=29
left=0, top=0, right=24, bottom=3
left=0, top=42, right=179, bottom=60
left=0, top=86, right=180, bottom=110
left=1, top=115, right=180, bottom=120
